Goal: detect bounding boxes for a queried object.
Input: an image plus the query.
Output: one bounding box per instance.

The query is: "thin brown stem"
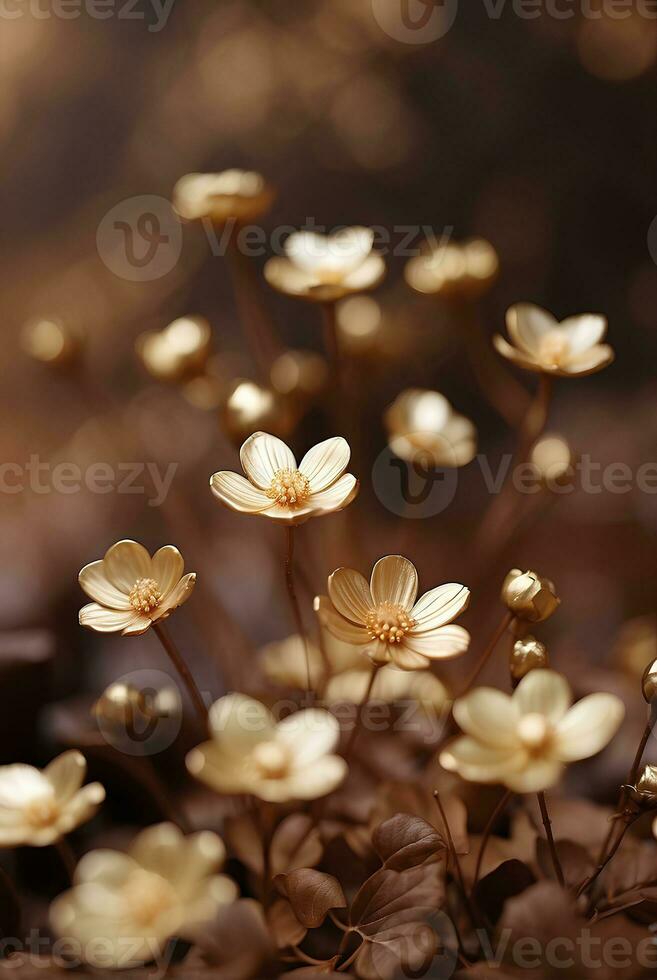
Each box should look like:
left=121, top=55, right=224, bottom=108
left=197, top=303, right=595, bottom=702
left=321, top=302, right=341, bottom=385
left=55, top=836, right=77, bottom=882
left=152, top=622, right=208, bottom=725
left=474, top=790, right=512, bottom=885
left=537, top=792, right=565, bottom=887
left=579, top=813, right=638, bottom=909
left=596, top=717, right=653, bottom=868
left=225, top=221, right=280, bottom=379
left=433, top=791, right=479, bottom=932
left=460, top=612, right=514, bottom=695
left=284, top=526, right=312, bottom=694
left=343, top=664, right=381, bottom=760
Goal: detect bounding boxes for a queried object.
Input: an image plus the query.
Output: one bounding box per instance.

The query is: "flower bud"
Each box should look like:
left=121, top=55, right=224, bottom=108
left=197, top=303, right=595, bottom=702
left=21, top=317, right=81, bottom=367
left=501, top=569, right=560, bottom=623
left=628, top=764, right=657, bottom=807
left=510, top=636, right=549, bottom=682
left=642, top=659, right=657, bottom=704
left=92, top=683, right=149, bottom=728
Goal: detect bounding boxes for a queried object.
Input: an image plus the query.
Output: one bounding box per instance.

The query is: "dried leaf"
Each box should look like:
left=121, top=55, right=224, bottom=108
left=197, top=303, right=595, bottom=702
left=473, top=859, right=535, bottom=925
left=535, top=838, right=594, bottom=889
left=268, top=897, right=308, bottom=949
left=270, top=814, right=324, bottom=877
left=372, top=813, right=445, bottom=870
left=195, top=899, right=277, bottom=978
left=274, top=869, right=346, bottom=928
left=224, top=813, right=264, bottom=876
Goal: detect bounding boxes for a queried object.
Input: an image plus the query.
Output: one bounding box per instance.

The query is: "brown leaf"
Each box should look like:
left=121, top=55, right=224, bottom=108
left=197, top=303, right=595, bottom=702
left=224, top=813, right=264, bottom=876
left=274, top=869, right=346, bottom=928
left=371, top=813, right=445, bottom=870
left=195, top=899, right=278, bottom=978
left=270, top=814, right=323, bottom=877
left=267, top=897, right=308, bottom=949
left=535, top=838, right=594, bottom=889
left=473, top=859, right=535, bottom=924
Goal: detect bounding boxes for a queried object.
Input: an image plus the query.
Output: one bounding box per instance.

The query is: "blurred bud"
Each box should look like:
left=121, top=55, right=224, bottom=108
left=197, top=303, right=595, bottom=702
left=136, top=316, right=212, bottom=383
left=405, top=239, right=499, bottom=300
left=336, top=296, right=384, bottom=355
left=173, top=170, right=275, bottom=225
left=643, top=659, right=657, bottom=704
left=530, top=435, right=575, bottom=488
left=221, top=379, right=295, bottom=445
left=614, top=617, right=657, bottom=680
left=628, top=764, right=657, bottom=807
left=270, top=350, right=328, bottom=402
left=510, top=636, right=549, bottom=683
left=501, top=569, right=560, bottom=623
left=21, top=317, right=81, bottom=367
left=93, top=682, right=148, bottom=728
left=385, top=388, right=477, bottom=468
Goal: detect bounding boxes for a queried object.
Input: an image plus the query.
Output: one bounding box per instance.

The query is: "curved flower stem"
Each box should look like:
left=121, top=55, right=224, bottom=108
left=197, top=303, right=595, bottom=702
left=434, top=791, right=480, bottom=934
left=152, top=622, right=208, bottom=726
left=578, top=811, right=639, bottom=907
left=537, top=792, right=565, bottom=887
left=55, top=836, right=77, bottom=882
left=343, top=664, right=381, bottom=760
left=597, top=717, right=653, bottom=868
left=459, top=612, right=514, bottom=695
left=284, top=526, right=312, bottom=695
left=474, top=790, right=513, bottom=885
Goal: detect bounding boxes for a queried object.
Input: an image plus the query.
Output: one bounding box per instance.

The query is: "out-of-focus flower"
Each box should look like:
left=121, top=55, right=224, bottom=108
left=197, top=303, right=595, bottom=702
left=21, top=317, right=81, bottom=367
left=136, top=316, right=211, bottom=383
left=221, top=379, right=296, bottom=445
left=79, top=541, right=196, bottom=636
left=384, top=389, right=477, bottom=468
left=510, top=637, right=549, bottom=683
left=270, top=349, right=329, bottom=402
left=210, top=432, right=358, bottom=525
left=501, top=569, right=560, bottom=623
left=0, top=751, right=104, bottom=847
left=325, top=663, right=448, bottom=715
left=186, top=695, right=347, bottom=802
left=530, top=435, right=575, bottom=488
left=336, top=296, right=385, bottom=356
left=264, top=227, right=385, bottom=303
left=494, top=304, right=614, bottom=377
left=50, top=823, right=236, bottom=969
left=316, top=555, right=470, bottom=671
left=440, top=669, right=625, bottom=793
left=405, top=239, right=499, bottom=299
left=172, top=170, right=274, bottom=225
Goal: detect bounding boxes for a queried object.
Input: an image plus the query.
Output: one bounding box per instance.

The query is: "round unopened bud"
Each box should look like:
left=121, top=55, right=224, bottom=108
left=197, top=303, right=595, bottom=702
left=642, top=659, right=657, bottom=704
left=22, top=317, right=81, bottom=367
left=93, top=683, right=149, bottom=728
left=501, top=569, right=560, bottom=623
left=530, top=435, right=575, bottom=489
left=510, top=636, right=549, bottom=682
left=629, top=764, right=657, bottom=807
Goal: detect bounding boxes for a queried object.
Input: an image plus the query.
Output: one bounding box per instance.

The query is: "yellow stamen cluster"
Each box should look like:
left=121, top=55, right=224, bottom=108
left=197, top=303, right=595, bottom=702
left=24, top=795, right=59, bottom=829
left=266, top=469, right=311, bottom=508
left=129, top=578, right=162, bottom=614
left=537, top=330, right=570, bottom=368
left=365, top=602, right=416, bottom=644
left=252, top=741, right=291, bottom=779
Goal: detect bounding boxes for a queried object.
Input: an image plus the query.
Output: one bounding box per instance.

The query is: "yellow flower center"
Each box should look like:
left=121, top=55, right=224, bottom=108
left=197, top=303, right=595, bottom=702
left=24, top=794, right=59, bottom=829
left=537, top=330, right=570, bottom=368
left=252, top=741, right=292, bottom=779
left=123, top=869, right=177, bottom=928
left=266, top=469, right=311, bottom=508
left=517, top=713, right=553, bottom=752
left=129, top=578, right=162, bottom=614
left=365, top=602, right=416, bottom=644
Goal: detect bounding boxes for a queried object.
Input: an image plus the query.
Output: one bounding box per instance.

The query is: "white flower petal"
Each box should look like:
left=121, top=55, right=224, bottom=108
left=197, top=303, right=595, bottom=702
left=276, top=709, right=341, bottom=765
left=493, top=335, right=542, bottom=373
left=44, top=751, right=86, bottom=804
left=285, top=231, right=334, bottom=275
left=208, top=694, right=276, bottom=752
left=120, top=615, right=154, bottom=636
left=388, top=646, right=429, bottom=671
left=102, top=540, right=152, bottom=592
left=186, top=744, right=250, bottom=795
left=507, top=303, right=556, bottom=355
left=440, top=737, right=526, bottom=783
left=453, top=688, right=519, bottom=747
left=341, top=253, right=386, bottom=291
left=554, top=693, right=625, bottom=762
left=0, top=765, right=47, bottom=807
left=315, top=595, right=371, bottom=645
left=129, top=823, right=188, bottom=881
left=560, top=344, right=614, bottom=376
left=210, top=471, right=272, bottom=513
left=264, top=256, right=318, bottom=296
left=281, top=756, right=348, bottom=801
left=58, top=784, right=105, bottom=834
left=79, top=603, right=144, bottom=634
left=514, top=669, right=572, bottom=724
left=308, top=473, right=359, bottom=515
left=152, top=546, right=184, bottom=599
left=78, top=561, right=131, bottom=609
left=410, top=584, right=470, bottom=631
left=404, top=624, right=470, bottom=660
left=299, top=437, right=350, bottom=492
left=328, top=568, right=373, bottom=625
left=370, top=555, right=418, bottom=611
left=559, top=314, right=607, bottom=353
left=240, top=431, right=296, bottom=488
left=74, top=849, right=138, bottom=887
left=504, top=760, right=564, bottom=794
left=154, top=572, right=196, bottom=618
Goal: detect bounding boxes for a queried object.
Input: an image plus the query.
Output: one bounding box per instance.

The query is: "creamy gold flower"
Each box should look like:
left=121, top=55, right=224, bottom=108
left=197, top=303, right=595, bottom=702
left=325, top=663, right=448, bottom=714
left=50, top=823, right=236, bottom=970
left=258, top=632, right=361, bottom=691
left=186, top=695, right=347, bottom=802
left=405, top=239, right=499, bottom=299
left=264, top=227, right=385, bottom=303
left=316, top=555, right=470, bottom=671
left=501, top=569, right=560, bottom=623
left=385, top=389, right=477, bottom=468
left=79, top=540, right=196, bottom=636
left=136, top=316, right=212, bottom=383
left=172, top=169, right=274, bottom=224
left=493, top=304, right=614, bottom=377
left=440, top=669, right=624, bottom=793
left=0, top=751, right=104, bottom=847
left=210, top=432, right=358, bottom=525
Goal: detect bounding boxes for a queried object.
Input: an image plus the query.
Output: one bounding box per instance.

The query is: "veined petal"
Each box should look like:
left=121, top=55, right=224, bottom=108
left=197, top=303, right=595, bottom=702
left=560, top=344, right=614, bottom=377
left=388, top=646, right=429, bottom=671
left=121, top=614, right=154, bottom=636
left=208, top=694, right=276, bottom=752
left=44, top=751, right=86, bottom=804
left=370, top=555, right=418, bottom=611
left=277, top=709, right=340, bottom=765
left=504, top=759, right=563, bottom=794
left=453, top=688, right=519, bottom=747
left=154, top=572, right=196, bottom=618
left=79, top=603, right=144, bottom=634
left=315, top=595, right=371, bottom=645
left=514, top=669, right=572, bottom=724
left=240, top=431, right=296, bottom=489
left=440, top=737, right=526, bottom=784
left=299, top=437, right=350, bottom=492
left=507, top=303, right=556, bottom=355
left=152, top=546, right=184, bottom=599
left=308, top=473, right=358, bottom=515
left=210, top=471, right=272, bottom=513
left=559, top=314, right=607, bottom=353
left=404, top=624, right=470, bottom=659
left=410, top=584, right=470, bottom=631
left=102, top=540, right=152, bottom=592
left=493, top=335, right=543, bottom=373
left=328, top=568, right=372, bottom=625
left=341, top=253, right=386, bottom=291
left=78, top=561, right=131, bottom=609
left=554, top=693, right=625, bottom=762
